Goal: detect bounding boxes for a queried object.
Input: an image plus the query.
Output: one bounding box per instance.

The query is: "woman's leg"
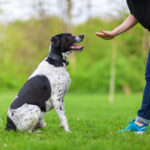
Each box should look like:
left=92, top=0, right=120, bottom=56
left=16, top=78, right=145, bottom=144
left=136, top=49, right=150, bottom=125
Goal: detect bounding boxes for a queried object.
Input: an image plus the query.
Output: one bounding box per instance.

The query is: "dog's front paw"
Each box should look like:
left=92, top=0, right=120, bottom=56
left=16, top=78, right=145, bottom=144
left=60, top=125, right=70, bottom=133
left=65, top=128, right=71, bottom=133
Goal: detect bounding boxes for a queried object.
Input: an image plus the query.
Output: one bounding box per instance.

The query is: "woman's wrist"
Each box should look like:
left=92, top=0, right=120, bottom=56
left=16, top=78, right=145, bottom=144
left=112, top=15, right=138, bottom=37
left=111, top=30, right=118, bottom=38
left=111, top=26, right=126, bottom=37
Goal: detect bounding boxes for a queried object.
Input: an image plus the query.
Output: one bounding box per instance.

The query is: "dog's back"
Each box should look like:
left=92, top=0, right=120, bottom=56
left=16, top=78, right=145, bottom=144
left=10, top=75, right=51, bottom=111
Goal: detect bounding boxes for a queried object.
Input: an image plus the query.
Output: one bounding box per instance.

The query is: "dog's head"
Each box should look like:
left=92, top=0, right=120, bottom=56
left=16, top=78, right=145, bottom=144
left=51, top=33, right=84, bottom=53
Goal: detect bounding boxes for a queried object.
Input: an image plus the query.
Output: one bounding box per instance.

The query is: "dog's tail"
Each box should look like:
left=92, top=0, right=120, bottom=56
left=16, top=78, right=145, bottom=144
left=5, top=116, right=16, bottom=131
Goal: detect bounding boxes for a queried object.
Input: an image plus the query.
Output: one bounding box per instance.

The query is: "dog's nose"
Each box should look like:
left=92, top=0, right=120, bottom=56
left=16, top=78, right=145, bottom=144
left=79, top=34, right=84, bottom=39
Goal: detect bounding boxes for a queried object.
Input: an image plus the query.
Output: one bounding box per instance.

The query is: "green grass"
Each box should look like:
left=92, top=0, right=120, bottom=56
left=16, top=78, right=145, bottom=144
left=0, top=91, right=150, bottom=150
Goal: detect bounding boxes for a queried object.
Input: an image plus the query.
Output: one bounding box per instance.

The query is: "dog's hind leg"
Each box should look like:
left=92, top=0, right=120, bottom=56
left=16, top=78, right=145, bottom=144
left=17, top=105, right=42, bottom=132
left=5, top=116, right=16, bottom=131
left=52, top=98, right=70, bottom=132
left=35, top=112, right=46, bottom=129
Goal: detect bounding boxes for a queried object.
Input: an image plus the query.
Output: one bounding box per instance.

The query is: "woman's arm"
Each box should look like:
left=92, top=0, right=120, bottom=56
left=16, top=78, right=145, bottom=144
left=95, top=14, right=138, bottom=40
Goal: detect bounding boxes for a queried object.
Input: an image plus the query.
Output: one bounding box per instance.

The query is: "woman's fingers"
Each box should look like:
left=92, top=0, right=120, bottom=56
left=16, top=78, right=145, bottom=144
left=95, top=32, right=108, bottom=39
left=96, top=30, right=115, bottom=40
left=101, top=30, right=105, bottom=33
left=95, top=32, right=105, bottom=37
left=101, top=30, right=111, bottom=35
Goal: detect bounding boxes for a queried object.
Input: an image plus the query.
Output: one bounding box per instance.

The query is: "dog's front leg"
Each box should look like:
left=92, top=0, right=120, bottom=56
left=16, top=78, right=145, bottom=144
left=52, top=99, right=70, bottom=132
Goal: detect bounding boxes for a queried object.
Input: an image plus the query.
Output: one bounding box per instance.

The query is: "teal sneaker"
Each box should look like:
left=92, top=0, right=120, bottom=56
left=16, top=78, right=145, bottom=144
left=120, top=119, right=148, bottom=133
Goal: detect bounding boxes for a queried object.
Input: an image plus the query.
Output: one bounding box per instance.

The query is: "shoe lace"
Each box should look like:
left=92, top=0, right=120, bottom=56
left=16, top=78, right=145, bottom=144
left=128, top=121, right=133, bottom=124
left=128, top=119, right=135, bottom=125
left=126, top=120, right=136, bottom=129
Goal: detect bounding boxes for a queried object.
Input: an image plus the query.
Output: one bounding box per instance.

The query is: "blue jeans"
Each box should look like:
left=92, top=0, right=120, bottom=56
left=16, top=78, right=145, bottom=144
left=136, top=49, right=150, bottom=125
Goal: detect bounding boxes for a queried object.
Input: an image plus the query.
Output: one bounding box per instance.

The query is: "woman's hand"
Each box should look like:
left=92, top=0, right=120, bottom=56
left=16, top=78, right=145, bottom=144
left=95, top=15, right=138, bottom=40
left=95, top=30, right=116, bottom=40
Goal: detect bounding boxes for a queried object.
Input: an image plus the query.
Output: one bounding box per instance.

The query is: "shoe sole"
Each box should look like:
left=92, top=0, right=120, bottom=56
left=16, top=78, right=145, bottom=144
left=135, top=131, right=145, bottom=134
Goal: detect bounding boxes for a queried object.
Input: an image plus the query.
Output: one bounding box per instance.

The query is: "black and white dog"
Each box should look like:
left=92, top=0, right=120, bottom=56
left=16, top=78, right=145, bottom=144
left=6, top=33, right=84, bottom=132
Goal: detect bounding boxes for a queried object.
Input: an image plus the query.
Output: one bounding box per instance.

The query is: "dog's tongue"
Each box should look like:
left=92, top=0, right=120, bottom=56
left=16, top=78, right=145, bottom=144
left=70, top=45, right=84, bottom=50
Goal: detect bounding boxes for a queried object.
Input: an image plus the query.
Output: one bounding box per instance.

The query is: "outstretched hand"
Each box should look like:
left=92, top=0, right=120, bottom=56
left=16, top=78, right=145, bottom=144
left=95, top=30, right=115, bottom=40
left=95, top=15, right=138, bottom=40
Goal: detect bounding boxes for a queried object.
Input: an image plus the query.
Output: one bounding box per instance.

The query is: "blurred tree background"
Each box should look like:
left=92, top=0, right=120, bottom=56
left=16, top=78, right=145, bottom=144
left=0, top=0, right=149, bottom=96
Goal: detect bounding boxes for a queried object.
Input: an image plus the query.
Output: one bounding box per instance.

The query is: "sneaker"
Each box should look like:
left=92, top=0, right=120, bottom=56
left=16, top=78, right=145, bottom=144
left=120, top=119, right=148, bottom=133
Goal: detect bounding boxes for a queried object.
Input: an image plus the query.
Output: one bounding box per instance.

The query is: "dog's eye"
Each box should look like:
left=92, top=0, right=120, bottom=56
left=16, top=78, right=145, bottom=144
left=67, top=36, right=71, bottom=40
left=65, top=37, right=71, bottom=43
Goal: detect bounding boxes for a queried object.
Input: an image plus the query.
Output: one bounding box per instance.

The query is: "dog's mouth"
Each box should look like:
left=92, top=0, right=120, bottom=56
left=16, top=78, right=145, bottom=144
left=69, top=34, right=84, bottom=51
left=70, top=45, right=84, bottom=51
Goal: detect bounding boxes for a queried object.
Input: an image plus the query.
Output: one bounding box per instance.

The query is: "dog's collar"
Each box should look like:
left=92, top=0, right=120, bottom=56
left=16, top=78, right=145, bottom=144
left=46, top=53, right=69, bottom=67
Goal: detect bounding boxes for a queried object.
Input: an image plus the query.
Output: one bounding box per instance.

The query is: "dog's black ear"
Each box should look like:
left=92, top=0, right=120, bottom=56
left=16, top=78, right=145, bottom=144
left=51, top=35, right=60, bottom=47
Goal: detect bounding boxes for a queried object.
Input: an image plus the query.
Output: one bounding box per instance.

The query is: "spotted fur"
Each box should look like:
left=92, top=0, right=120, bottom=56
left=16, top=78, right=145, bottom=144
left=6, top=59, right=71, bottom=132
left=5, top=33, right=84, bottom=132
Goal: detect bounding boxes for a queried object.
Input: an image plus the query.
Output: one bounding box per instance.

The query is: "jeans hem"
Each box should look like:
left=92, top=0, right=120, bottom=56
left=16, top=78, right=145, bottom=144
left=136, top=116, right=149, bottom=125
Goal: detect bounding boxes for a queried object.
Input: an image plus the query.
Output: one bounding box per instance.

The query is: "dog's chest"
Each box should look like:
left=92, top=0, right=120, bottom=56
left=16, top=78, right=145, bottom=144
left=46, top=68, right=71, bottom=110
left=47, top=63, right=70, bottom=88
left=30, top=60, right=71, bottom=86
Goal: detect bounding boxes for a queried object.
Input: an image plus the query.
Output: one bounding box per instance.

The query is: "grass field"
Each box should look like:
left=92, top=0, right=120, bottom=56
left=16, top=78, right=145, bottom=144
left=0, top=91, right=150, bottom=150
